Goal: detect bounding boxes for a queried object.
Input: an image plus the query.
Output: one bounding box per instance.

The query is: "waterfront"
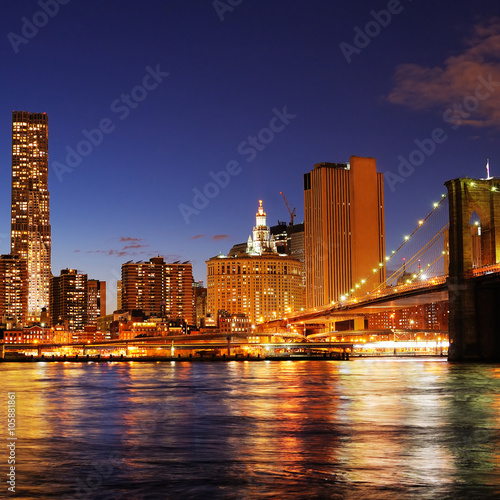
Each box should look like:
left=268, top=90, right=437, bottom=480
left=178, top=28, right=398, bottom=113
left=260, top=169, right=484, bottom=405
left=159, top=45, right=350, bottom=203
left=2, top=359, right=500, bottom=499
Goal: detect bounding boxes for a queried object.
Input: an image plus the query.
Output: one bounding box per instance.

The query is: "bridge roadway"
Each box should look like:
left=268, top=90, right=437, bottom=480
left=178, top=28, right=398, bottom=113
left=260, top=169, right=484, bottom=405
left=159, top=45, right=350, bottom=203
left=284, top=264, right=500, bottom=326
left=284, top=277, right=449, bottom=324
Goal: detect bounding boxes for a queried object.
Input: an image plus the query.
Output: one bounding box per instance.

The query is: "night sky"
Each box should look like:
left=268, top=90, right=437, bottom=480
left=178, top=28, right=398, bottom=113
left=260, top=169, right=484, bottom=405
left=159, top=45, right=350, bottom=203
left=1, top=0, right=499, bottom=311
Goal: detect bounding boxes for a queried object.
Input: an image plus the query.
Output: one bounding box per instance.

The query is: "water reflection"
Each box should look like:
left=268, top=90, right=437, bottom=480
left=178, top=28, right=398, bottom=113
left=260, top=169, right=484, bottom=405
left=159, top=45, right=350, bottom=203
left=1, top=359, right=500, bottom=499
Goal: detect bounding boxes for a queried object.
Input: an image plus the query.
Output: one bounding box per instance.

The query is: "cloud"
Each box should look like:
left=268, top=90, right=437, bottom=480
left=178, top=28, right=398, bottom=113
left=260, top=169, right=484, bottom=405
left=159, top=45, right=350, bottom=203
left=123, top=244, right=148, bottom=250
left=87, top=249, right=129, bottom=257
left=213, top=234, right=229, bottom=240
left=387, top=18, right=500, bottom=127
left=119, top=236, right=142, bottom=242
left=84, top=236, right=150, bottom=258
left=192, top=234, right=205, bottom=239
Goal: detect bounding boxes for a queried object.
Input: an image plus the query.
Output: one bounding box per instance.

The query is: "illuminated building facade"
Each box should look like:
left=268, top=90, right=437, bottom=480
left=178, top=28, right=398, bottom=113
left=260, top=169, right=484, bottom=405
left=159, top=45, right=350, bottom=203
left=207, top=201, right=305, bottom=324
left=3, top=326, right=71, bottom=344
left=0, top=255, right=28, bottom=326
left=206, top=254, right=304, bottom=324
left=11, top=111, right=51, bottom=320
left=218, top=311, right=251, bottom=335
left=367, top=301, right=449, bottom=330
left=304, top=156, right=385, bottom=308
left=87, top=279, right=107, bottom=325
left=121, top=257, right=195, bottom=324
left=50, top=269, right=88, bottom=331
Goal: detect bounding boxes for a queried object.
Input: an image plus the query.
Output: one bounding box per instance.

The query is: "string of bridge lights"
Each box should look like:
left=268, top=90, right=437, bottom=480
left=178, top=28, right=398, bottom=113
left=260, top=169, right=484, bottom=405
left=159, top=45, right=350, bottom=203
left=336, top=193, right=449, bottom=303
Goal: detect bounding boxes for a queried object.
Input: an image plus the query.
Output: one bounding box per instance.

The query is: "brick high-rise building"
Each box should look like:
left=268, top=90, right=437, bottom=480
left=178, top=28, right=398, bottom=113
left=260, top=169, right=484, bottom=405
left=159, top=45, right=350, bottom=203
left=50, top=269, right=88, bottom=331
left=121, top=257, right=195, bottom=324
left=0, top=255, right=28, bottom=326
left=11, top=111, right=51, bottom=320
left=304, top=156, right=385, bottom=309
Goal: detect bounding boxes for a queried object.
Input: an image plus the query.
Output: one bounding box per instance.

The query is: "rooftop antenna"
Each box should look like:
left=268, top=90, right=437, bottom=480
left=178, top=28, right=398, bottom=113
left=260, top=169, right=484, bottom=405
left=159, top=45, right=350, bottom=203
left=486, top=158, right=491, bottom=179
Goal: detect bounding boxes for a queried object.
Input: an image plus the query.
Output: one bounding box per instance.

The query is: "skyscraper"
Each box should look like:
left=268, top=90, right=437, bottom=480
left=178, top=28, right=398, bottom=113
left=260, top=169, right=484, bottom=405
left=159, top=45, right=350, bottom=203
left=304, top=156, right=385, bottom=309
left=11, top=111, right=51, bottom=320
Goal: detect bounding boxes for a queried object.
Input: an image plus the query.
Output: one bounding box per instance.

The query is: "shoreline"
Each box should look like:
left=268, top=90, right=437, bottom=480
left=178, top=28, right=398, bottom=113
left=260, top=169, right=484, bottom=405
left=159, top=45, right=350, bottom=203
left=0, top=353, right=450, bottom=363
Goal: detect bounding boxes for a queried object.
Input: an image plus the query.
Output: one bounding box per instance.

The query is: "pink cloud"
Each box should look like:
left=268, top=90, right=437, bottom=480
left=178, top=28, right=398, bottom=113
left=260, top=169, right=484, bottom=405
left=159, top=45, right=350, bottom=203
left=213, top=234, right=229, bottom=240
left=387, top=18, right=500, bottom=127
left=123, top=244, right=148, bottom=250
left=119, top=236, right=141, bottom=242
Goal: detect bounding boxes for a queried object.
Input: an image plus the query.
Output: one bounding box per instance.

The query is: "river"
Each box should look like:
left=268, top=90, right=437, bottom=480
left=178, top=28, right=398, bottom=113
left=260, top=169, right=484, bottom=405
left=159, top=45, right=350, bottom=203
left=1, top=358, right=500, bottom=499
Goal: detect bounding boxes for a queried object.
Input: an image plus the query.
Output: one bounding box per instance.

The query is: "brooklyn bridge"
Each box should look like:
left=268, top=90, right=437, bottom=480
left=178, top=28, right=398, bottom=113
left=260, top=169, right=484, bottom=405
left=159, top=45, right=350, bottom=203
left=277, top=176, right=500, bottom=362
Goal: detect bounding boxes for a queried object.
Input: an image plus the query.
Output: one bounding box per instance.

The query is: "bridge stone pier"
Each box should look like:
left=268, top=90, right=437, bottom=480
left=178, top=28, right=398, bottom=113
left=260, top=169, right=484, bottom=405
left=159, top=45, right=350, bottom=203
left=446, top=177, right=500, bottom=361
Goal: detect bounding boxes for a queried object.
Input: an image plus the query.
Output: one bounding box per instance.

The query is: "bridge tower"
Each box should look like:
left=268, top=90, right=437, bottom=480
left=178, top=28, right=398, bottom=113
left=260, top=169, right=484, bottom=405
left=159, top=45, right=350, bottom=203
left=445, top=177, right=500, bottom=361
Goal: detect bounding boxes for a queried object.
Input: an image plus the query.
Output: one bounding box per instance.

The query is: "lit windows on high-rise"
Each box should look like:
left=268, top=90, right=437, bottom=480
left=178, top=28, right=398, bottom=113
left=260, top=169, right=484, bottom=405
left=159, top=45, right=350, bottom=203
left=11, top=111, right=51, bottom=320
left=0, top=255, right=28, bottom=326
left=50, top=269, right=88, bottom=331
left=121, top=257, right=195, bottom=325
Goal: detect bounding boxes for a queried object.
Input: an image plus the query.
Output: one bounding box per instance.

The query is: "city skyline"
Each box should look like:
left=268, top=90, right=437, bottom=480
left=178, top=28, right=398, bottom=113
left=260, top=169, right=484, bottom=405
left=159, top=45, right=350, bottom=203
left=1, top=1, right=499, bottom=312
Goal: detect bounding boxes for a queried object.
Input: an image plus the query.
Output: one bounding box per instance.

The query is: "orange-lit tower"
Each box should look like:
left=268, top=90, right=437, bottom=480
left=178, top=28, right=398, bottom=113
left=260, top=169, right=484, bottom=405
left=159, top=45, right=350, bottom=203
left=304, top=156, right=385, bottom=308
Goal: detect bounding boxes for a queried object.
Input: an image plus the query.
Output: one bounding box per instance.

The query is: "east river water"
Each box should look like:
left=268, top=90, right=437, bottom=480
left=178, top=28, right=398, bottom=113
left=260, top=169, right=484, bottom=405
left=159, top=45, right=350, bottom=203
left=1, top=358, right=500, bottom=500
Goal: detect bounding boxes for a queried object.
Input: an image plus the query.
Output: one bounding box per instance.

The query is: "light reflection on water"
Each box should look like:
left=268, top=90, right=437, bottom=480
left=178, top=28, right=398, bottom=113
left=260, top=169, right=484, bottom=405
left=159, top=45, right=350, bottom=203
left=1, top=359, right=500, bottom=499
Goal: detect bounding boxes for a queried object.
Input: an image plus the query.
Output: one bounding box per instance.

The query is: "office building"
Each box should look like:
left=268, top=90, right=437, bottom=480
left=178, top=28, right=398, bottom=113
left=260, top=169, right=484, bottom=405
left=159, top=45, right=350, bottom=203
left=121, top=257, right=195, bottom=324
left=270, top=222, right=305, bottom=263
left=304, top=156, right=385, bottom=308
left=87, top=279, right=106, bottom=326
left=194, top=282, right=207, bottom=327
left=50, top=269, right=88, bottom=330
left=11, top=111, right=51, bottom=320
left=0, top=255, right=28, bottom=326
left=206, top=200, right=305, bottom=324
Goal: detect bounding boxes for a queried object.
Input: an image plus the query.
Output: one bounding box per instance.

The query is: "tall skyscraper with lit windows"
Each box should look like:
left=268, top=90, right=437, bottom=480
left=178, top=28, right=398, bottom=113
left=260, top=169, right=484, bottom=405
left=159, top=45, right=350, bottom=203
left=11, top=111, right=51, bottom=320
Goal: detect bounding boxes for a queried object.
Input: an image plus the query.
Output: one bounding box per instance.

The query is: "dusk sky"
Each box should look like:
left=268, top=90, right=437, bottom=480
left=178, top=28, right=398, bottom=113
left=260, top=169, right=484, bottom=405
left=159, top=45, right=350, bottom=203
left=1, top=0, right=499, bottom=311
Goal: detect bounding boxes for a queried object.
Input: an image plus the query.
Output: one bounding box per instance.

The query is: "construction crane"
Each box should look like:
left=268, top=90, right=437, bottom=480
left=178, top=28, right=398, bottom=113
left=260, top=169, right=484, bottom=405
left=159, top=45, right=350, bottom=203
left=280, top=191, right=296, bottom=226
